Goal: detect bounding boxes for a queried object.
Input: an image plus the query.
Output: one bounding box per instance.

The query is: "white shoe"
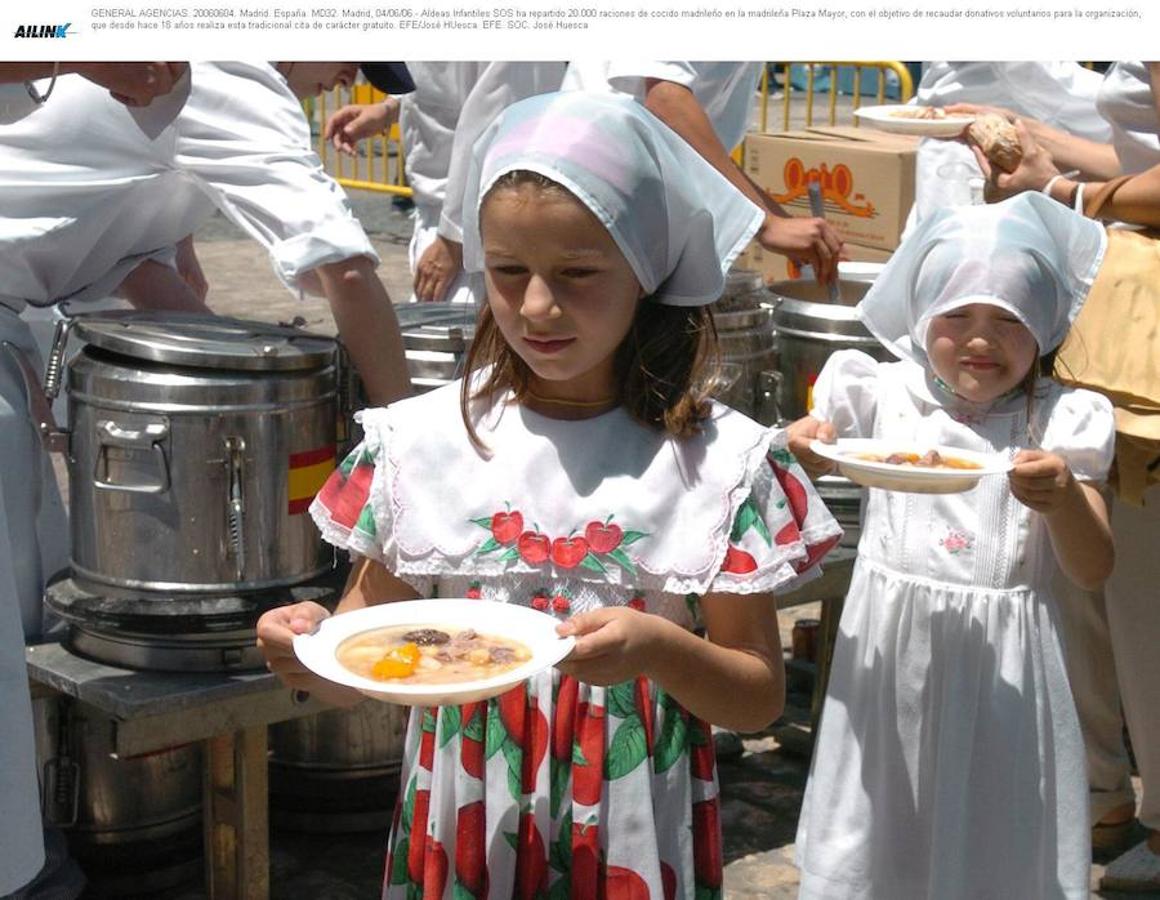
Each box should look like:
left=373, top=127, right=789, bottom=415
left=1100, top=839, right=1160, bottom=893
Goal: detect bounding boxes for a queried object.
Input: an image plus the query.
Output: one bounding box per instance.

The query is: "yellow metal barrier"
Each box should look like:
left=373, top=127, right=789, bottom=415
left=759, top=62, right=914, bottom=132
left=316, top=63, right=912, bottom=196
left=315, top=82, right=413, bottom=198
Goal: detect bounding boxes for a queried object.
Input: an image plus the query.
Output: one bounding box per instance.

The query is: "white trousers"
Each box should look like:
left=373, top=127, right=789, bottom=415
left=406, top=205, right=485, bottom=306
left=1056, top=486, right=1160, bottom=831
left=0, top=307, right=68, bottom=893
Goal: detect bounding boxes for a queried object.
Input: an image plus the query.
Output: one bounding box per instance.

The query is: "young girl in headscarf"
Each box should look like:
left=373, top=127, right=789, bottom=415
left=257, top=91, right=842, bottom=898
left=789, top=192, right=1116, bottom=899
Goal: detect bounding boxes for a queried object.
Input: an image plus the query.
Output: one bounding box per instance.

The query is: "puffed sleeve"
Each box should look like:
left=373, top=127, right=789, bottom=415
left=1039, top=386, right=1116, bottom=483
left=309, top=409, right=433, bottom=595
left=809, top=349, right=882, bottom=439
left=708, top=431, right=844, bottom=594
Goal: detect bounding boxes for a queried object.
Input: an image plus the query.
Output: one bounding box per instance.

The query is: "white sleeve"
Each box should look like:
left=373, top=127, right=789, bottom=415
left=437, top=62, right=566, bottom=243
left=808, top=349, right=882, bottom=439
left=1038, top=386, right=1116, bottom=483
left=174, top=63, right=377, bottom=295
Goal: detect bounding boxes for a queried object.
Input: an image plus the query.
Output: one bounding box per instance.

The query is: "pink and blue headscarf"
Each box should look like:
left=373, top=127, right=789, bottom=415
left=460, top=91, right=764, bottom=307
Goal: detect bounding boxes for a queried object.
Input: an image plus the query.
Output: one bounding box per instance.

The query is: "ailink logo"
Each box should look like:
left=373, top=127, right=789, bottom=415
left=13, top=23, right=72, bottom=38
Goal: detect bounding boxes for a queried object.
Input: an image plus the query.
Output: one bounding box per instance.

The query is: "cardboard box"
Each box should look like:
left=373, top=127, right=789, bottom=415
left=737, top=239, right=893, bottom=284
left=743, top=126, right=917, bottom=252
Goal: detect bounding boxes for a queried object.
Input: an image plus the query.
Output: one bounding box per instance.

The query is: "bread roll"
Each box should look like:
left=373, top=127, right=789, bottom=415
left=967, top=113, right=1023, bottom=173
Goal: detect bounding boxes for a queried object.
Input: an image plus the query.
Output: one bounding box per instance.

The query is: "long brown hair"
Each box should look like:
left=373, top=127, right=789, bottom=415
left=460, top=170, right=722, bottom=451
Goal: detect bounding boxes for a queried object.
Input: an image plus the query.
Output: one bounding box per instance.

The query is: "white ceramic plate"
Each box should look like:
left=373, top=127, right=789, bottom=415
left=853, top=104, right=975, bottom=137
left=810, top=439, right=1013, bottom=494
left=293, top=599, right=576, bottom=706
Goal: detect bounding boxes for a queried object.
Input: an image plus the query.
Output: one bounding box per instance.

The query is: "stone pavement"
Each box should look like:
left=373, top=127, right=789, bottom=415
left=63, top=201, right=1143, bottom=899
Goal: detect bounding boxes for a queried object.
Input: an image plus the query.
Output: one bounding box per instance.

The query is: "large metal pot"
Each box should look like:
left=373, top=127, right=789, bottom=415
left=65, top=313, right=338, bottom=594
left=268, top=704, right=407, bottom=832
left=766, top=279, right=893, bottom=422
left=34, top=697, right=203, bottom=896
left=710, top=269, right=778, bottom=420
left=396, top=302, right=478, bottom=393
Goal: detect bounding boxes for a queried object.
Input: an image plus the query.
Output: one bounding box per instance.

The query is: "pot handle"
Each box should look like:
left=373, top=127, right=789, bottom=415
left=757, top=369, right=786, bottom=426
left=225, top=436, right=247, bottom=581
left=93, top=418, right=171, bottom=493
left=1, top=341, right=69, bottom=453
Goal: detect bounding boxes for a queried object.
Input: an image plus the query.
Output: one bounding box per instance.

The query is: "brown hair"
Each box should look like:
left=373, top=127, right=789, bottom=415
left=459, top=170, right=722, bottom=452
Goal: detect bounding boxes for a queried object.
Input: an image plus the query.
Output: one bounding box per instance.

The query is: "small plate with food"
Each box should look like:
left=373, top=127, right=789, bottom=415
left=809, top=438, right=1013, bottom=493
left=853, top=104, right=975, bottom=137
left=293, top=598, right=576, bottom=706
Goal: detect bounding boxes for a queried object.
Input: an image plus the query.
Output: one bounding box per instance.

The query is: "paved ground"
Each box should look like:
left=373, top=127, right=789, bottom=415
left=45, top=90, right=1148, bottom=894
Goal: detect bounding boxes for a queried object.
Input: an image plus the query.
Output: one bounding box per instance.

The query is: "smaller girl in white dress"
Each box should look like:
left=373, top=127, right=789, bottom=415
left=257, top=91, right=842, bottom=899
left=789, top=193, right=1116, bottom=900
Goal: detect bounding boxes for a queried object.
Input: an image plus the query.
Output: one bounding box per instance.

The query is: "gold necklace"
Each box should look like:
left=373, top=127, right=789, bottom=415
left=524, top=388, right=618, bottom=409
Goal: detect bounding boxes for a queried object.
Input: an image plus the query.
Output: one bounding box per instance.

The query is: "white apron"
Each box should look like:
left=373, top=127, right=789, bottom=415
left=0, top=305, right=68, bottom=893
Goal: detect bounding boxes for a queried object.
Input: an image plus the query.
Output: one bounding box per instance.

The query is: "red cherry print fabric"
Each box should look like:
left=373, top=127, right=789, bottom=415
left=382, top=676, right=724, bottom=899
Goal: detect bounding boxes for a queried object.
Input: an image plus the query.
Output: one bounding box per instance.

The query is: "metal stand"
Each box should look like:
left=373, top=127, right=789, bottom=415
left=27, top=642, right=332, bottom=900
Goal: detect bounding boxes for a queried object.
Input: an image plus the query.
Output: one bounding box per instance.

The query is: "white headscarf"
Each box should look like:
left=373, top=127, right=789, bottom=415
left=460, top=91, right=764, bottom=306
left=858, top=193, right=1106, bottom=365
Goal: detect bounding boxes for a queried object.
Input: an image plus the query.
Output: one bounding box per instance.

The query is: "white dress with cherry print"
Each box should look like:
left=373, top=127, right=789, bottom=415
left=794, top=351, right=1115, bottom=900
left=311, top=381, right=843, bottom=900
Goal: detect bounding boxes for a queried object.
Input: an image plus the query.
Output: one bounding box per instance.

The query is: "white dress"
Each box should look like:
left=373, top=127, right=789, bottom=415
left=310, top=382, right=843, bottom=898
left=795, top=351, right=1115, bottom=900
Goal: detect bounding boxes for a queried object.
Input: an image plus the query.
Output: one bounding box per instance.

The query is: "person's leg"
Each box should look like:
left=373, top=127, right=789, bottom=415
left=1101, top=487, right=1160, bottom=889
left=1052, top=571, right=1137, bottom=835
left=0, top=316, right=50, bottom=894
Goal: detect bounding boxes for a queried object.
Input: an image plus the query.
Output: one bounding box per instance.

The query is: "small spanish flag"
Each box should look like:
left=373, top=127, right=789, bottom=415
left=288, top=446, right=337, bottom=515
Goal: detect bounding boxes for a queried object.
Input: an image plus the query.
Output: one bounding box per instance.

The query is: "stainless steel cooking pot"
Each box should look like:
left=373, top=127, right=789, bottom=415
left=62, top=312, right=339, bottom=593
left=396, top=302, right=478, bottom=393
left=765, top=279, right=892, bottom=422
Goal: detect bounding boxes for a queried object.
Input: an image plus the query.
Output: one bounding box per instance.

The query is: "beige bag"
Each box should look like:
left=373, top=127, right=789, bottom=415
left=1055, top=180, right=1160, bottom=503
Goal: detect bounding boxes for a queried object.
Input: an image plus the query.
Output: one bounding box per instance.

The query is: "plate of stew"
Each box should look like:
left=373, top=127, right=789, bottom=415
left=809, top=438, right=1013, bottom=494
left=293, top=598, right=577, bottom=706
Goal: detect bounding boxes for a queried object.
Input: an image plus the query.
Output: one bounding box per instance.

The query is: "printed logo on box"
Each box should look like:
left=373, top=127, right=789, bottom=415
left=768, top=157, right=876, bottom=220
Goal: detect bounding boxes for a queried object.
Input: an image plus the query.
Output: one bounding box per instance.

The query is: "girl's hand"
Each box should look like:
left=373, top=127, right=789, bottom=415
left=786, top=415, right=838, bottom=479
left=256, top=601, right=330, bottom=688
left=971, top=120, right=1061, bottom=201
left=1008, top=449, right=1076, bottom=513
left=555, top=608, right=662, bottom=686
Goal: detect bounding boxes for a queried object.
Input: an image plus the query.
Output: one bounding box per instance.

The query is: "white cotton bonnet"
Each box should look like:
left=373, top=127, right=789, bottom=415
left=460, top=90, right=765, bottom=306
left=857, top=192, right=1107, bottom=365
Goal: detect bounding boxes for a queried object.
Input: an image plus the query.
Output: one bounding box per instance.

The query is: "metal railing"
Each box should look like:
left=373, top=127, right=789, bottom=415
left=314, top=83, right=412, bottom=197
left=315, top=62, right=914, bottom=196
left=760, top=62, right=915, bottom=131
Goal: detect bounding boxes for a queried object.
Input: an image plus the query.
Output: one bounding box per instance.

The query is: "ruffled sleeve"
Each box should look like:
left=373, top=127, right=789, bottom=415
left=708, top=431, right=844, bottom=595
left=1038, top=385, right=1116, bottom=482
left=809, top=349, right=882, bottom=438
left=310, top=409, right=434, bottom=595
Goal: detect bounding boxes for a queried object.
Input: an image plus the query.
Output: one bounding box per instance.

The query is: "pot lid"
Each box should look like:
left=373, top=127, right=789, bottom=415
left=71, top=311, right=336, bottom=371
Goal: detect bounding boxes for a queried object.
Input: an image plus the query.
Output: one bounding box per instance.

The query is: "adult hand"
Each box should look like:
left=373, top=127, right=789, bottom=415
left=1008, top=449, right=1076, bottom=514
left=555, top=607, right=661, bottom=686
left=756, top=213, right=842, bottom=285
left=75, top=62, right=187, bottom=107
left=786, top=416, right=838, bottom=479
left=175, top=235, right=208, bottom=303
left=256, top=601, right=331, bottom=689
left=971, top=120, right=1060, bottom=202
left=414, top=235, right=463, bottom=303
left=323, top=99, right=399, bottom=156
